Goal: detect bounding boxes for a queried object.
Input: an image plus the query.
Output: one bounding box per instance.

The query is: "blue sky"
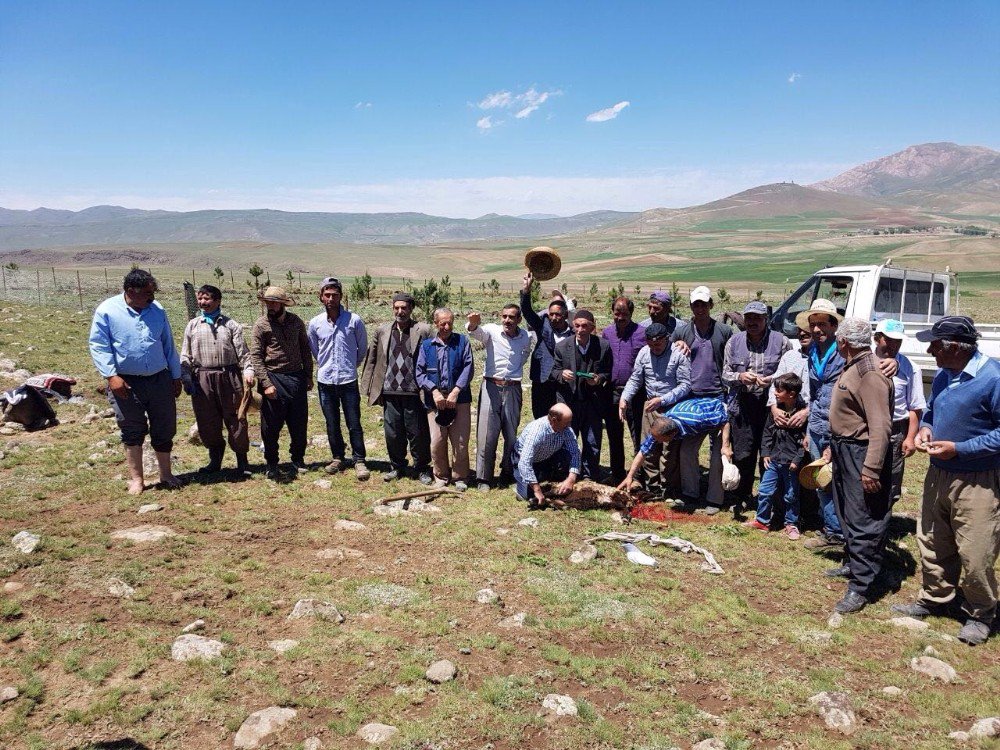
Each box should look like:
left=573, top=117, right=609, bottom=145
left=1, top=1, right=997, bottom=216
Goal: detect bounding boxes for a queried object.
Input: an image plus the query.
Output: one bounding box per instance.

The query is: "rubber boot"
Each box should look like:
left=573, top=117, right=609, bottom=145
left=235, top=452, right=251, bottom=476
left=156, top=451, right=182, bottom=489
left=200, top=445, right=224, bottom=474
left=125, top=444, right=145, bottom=495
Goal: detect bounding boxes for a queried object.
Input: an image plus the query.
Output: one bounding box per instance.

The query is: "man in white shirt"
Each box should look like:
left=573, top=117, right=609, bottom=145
left=874, top=319, right=926, bottom=503
left=466, top=304, right=535, bottom=491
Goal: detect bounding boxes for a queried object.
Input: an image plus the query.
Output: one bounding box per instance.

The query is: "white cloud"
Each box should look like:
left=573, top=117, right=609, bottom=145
left=478, top=90, right=513, bottom=109
left=787, top=73, right=802, bottom=84
left=586, top=101, right=630, bottom=123
left=0, top=162, right=854, bottom=218
left=476, top=116, right=496, bottom=131
left=354, top=101, right=372, bottom=109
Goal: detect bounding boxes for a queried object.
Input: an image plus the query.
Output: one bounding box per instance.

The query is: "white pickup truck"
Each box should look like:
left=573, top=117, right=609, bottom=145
left=769, top=263, right=1000, bottom=378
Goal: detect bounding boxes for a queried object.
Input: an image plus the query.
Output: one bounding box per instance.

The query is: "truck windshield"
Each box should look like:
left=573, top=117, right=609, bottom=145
left=776, top=275, right=854, bottom=337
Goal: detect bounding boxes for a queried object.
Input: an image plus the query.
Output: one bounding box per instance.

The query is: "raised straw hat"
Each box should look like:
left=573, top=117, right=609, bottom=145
left=799, top=458, right=833, bottom=490
left=524, top=246, right=562, bottom=281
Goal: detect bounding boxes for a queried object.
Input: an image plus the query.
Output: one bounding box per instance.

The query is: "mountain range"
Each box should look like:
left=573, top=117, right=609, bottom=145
left=0, top=142, right=995, bottom=251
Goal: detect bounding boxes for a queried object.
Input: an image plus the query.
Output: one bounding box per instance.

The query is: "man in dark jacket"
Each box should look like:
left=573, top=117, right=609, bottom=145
left=521, top=271, right=573, bottom=418
left=553, top=309, right=613, bottom=480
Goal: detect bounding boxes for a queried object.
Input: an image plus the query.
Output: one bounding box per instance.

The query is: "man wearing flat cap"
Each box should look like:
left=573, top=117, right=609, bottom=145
left=722, top=300, right=791, bottom=510
left=892, top=316, right=1000, bottom=646
left=639, top=291, right=679, bottom=336
left=250, top=286, right=313, bottom=479
left=361, top=292, right=434, bottom=482
left=308, top=277, right=370, bottom=481
left=552, top=309, right=613, bottom=480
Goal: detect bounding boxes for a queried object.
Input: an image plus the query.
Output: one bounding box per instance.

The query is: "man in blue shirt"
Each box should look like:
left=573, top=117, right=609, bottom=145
left=89, top=269, right=183, bottom=495
left=513, top=403, right=580, bottom=509
left=892, top=316, right=1000, bottom=646
left=308, top=277, right=370, bottom=480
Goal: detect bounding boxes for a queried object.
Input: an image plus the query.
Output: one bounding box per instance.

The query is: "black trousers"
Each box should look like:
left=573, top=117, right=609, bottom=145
left=383, top=394, right=431, bottom=472
left=606, top=385, right=642, bottom=482
left=730, top=392, right=768, bottom=503
left=260, top=370, right=308, bottom=467
left=570, top=397, right=604, bottom=480
left=831, top=436, right=894, bottom=598
left=889, top=418, right=909, bottom=504
left=531, top=379, right=558, bottom=419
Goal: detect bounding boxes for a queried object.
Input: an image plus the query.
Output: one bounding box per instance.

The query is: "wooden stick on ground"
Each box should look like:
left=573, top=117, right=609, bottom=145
left=379, top=487, right=464, bottom=509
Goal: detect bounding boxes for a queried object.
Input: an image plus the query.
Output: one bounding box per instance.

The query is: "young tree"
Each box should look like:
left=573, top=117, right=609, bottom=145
left=487, top=278, right=501, bottom=297
left=247, top=263, right=265, bottom=290
left=213, top=266, right=225, bottom=285
left=589, top=282, right=599, bottom=299
left=717, top=287, right=731, bottom=305
left=350, top=270, right=375, bottom=301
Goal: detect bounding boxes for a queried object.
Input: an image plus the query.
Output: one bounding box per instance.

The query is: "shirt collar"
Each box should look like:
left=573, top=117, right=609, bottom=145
left=960, top=351, right=987, bottom=379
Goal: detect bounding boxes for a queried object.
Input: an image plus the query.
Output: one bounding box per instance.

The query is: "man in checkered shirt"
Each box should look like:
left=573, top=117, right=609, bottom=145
left=512, top=403, right=581, bottom=509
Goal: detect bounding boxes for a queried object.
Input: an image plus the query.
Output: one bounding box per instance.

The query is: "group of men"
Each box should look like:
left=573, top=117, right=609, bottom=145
left=88, top=268, right=1000, bottom=645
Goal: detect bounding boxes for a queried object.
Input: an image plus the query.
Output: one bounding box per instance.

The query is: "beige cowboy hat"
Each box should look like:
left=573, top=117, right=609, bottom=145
left=799, top=458, right=833, bottom=490
left=794, top=298, right=843, bottom=331
left=258, top=285, right=296, bottom=306
left=524, top=246, right=562, bottom=281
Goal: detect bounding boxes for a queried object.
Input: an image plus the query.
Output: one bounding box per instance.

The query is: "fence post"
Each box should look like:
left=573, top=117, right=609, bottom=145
left=37, top=268, right=41, bottom=304
left=1, top=265, right=5, bottom=293
left=230, top=269, right=235, bottom=290
left=77, top=270, right=83, bottom=310
left=51, top=267, right=57, bottom=290
left=104, top=267, right=109, bottom=293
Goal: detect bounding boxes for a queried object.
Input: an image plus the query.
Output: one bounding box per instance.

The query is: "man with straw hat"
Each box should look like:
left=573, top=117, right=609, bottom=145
left=250, top=285, right=313, bottom=480
left=521, top=271, right=573, bottom=419
left=826, top=317, right=894, bottom=615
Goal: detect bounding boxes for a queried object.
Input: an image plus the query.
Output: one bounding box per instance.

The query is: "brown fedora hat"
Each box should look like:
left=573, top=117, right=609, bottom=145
left=524, top=246, right=562, bottom=281
left=258, top=285, right=296, bottom=306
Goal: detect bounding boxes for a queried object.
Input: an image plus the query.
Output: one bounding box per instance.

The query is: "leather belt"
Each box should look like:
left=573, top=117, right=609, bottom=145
left=486, top=376, right=520, bottom=387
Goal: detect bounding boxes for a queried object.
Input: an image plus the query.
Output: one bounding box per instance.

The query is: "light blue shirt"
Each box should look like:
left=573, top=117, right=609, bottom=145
left=308, top=308, right=368, bottom=385
left=621, top=345, right=691, bottom=406
left=88, top=294, right=181, bottom=379
left=514, top=416, right=582, bottom=495
left=891, top=353, right=926, bottom=421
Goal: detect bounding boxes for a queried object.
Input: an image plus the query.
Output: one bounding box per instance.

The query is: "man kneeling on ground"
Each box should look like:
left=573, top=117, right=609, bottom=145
left=513, top=403, right=581, bottom=509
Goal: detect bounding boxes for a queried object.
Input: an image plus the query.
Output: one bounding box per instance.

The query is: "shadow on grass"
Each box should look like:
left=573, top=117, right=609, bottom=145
left=71, top=741, right=152, bottom=750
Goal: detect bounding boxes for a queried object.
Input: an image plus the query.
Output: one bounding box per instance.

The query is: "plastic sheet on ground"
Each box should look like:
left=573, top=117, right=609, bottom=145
left=587, top=531, right=725, bottom=575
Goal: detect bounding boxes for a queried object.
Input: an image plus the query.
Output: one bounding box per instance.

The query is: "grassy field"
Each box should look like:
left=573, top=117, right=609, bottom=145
left=1, top=296, right=999, bottom=749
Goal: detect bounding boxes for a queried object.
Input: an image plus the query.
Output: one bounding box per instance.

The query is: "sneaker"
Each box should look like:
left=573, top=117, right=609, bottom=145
left=325, top=459, right=344, bottom=475
left=834, top=590, right=867, bottom=614
left=784, top=525, right=801, bottom=540
left=454, top=480, right=468, bottom=492
left=824, top=565, right=851, bottom=578
left=804, top=533, right=844, bottom=550
left=889, top=602, right=937, bottom=619
left=957, top=619, right=991, bottom=646
left=743, top=518, right=769, bottom=531
left=354, top=461, right=370, bottom=481
left=417, top=470, right=434, bottom=486
left=292, top=460, right=308, bottom=474
left=476, top=482, right=491, bottom=492
left=382, top=469, right=400, bottom=482
left=431, top=478, right=449, bottom=489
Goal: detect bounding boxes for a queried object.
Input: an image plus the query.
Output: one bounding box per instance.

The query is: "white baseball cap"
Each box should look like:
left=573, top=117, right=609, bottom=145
left=875, top=319, right=905, bottom=340
left=690, top=286, right=712, bottom=303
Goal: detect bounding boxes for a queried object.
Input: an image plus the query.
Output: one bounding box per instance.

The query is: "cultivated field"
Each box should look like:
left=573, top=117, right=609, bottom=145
left=1, top=287, right=999, bottom=749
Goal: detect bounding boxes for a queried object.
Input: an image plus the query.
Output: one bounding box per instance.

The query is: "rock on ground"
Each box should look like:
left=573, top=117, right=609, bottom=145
left=171, top=634, right=225, bottom=662
left=808, top=691, right=859, bottom=735
left=542, top=693, right=578, bottom=717
left=890, top=616, right=930, bottom=631
left=910, top=655, right=958, bottom=683
left=268, top=639, right=299, bottom=654
left=498, top=612, right=527, bottom=628
left=569, top=543, right=598, bottom=564
left=187, top=424, right=201, bottom=445
left=882, top=686, right=903, bottom=696
left=425, top=659, right=457, bottom=683
left=357, top=722, right=398, bottom=745
left=518, top=517, right=539, bottom=527
left=955, top=717, right=1000, bottom=739
left=315, top=547, right=364, bottom=560
left=288, top=599, right=345, bottom=622
left=303, top=738, right=323, bottom=750
left=313, top=479, right=332, bottom=490
left=107, top=578, right=136, bottom=598
left=0, top=686, right=17, bottom=703
left=358, top=583, right=417, bottom=608
left=2, top=582, right=24, bottom=593
left=137, top=503, right=163, bottom=514
left=474, top=588, right=499, bottom=604
left=827, top=612, right=844, bottom=629
left=691, top=739, right=725, bottom=750
left=797, top=630, right=833, bottom=644
left=333, top=519, right=366, bottom=531
left=11, top=531, right=40, bottom=554
left=233, top=706, right=297, bottom=749
left=182, top=619, right=205, bottom=633
left=111, top=525, right=176, bottom=543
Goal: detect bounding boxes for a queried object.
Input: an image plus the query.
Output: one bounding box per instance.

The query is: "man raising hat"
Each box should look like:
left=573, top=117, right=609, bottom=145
left=250, top=285, right=313, bottom=479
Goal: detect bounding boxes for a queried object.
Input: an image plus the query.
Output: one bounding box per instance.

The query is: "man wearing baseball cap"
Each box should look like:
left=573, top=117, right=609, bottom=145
left=308, top=277, right=370, bottom=480
left=873, top=319, right=925, bottom=506
left=892, top=316, right=1000, bottom=646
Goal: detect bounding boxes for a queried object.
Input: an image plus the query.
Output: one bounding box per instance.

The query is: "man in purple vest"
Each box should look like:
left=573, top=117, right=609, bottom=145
left=722, top=301, right=791, bottom=511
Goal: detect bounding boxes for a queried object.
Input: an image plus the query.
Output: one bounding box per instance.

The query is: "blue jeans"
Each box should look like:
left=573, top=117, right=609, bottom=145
left=809, top=427, right=843, bottom=540
left=755, top=462, right=799, bottom=527
left=318, top=381, right=366, bottom=462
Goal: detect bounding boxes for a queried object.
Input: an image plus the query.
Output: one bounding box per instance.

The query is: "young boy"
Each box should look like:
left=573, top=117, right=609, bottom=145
left=745, top=373, right=807, bottom=539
